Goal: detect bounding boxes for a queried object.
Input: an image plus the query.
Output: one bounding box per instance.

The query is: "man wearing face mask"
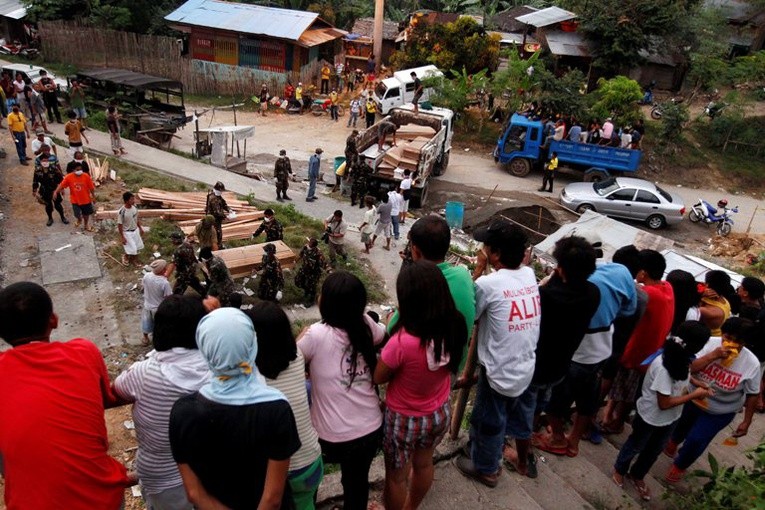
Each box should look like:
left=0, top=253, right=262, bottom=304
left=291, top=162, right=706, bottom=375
left=33, top=147, right=68, bottom=226
left=274, top=149, right=293, bottom=202
left=66, top=150, right=91, bottom=174
left=34, top=144, right=61, bottom=172
left=252, top=208, right=283, bottom=242
left=205, top=181, right=230, bottom=249
left=53, top=162, right=94, bottom=231
left=8, top=104, right=30, bottom=165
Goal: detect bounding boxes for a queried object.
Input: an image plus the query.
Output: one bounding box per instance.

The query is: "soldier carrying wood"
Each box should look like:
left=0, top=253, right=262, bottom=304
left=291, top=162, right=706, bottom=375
left=205, top=181, right=230, bottom=248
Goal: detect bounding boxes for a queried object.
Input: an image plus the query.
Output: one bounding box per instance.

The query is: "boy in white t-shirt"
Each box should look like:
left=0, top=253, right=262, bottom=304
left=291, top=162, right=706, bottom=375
left=613, top=321, right=712, bottom=501
left=455, top=219, right=541, bottom=487
left=359, top=196, right=376, bottom=254
left=665, top=317, right=762, bottom=483
left=399, top=170, right=412, bottom=224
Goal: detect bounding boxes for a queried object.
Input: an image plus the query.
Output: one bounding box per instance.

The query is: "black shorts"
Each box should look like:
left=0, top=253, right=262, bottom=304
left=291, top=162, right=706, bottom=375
left=71, top=202, right=94, bottom=217
left=546, top=360, right=604, bottom=418
left=413, top=93, right=423, bottom=104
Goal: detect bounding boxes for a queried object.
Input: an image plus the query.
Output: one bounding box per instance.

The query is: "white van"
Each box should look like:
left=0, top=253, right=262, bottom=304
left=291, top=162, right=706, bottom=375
left=373, top=65, right=443, bottom=115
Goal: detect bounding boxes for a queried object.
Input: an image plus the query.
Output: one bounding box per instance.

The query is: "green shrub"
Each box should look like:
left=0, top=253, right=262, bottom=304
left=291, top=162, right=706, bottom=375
left=658, top=101, right=690, bottom=142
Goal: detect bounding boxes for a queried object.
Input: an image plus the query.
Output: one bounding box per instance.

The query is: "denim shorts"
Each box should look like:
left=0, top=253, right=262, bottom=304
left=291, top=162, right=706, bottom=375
left=547, top=360, right=604, bottom=418
left=505, top=379, right=560, bottom=440
left=141, top=307, right=157, bottom=334
left=73, top=106, right=88, bottom=119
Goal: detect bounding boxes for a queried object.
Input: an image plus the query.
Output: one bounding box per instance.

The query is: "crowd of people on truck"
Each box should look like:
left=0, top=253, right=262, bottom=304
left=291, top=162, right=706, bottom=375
left=521, top=102, right=645, bottom=150
left=1, top=202, right=763, bottom=509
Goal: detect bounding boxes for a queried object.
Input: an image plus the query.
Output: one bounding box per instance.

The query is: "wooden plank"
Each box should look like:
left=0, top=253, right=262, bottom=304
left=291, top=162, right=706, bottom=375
left=213, top=241, right=295, bottom=278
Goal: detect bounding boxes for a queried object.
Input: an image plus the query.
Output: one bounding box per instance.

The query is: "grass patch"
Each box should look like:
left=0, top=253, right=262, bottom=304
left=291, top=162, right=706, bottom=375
left=117, top=163, right=199, bottom=192
left=2, top=55, right=77, bottom=79
left=452, top=110, right=502, bottom=150
left=185, top=93, right=259, bottom=111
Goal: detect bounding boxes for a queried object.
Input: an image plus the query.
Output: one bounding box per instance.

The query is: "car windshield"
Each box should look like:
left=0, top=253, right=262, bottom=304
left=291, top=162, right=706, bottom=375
left=375, top=82, right=387, bottom=98
left=593, top=178, right=619, bottom=196
left=656, top=185, right=672, bottom=202
left=26, top=70, right=41, bottom=80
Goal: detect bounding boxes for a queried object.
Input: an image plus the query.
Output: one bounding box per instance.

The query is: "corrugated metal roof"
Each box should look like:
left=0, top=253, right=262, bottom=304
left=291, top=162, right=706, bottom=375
left=515, top=6, right=576, bottom=27
left=165, top=0, right=320, bottom=41
left=77, top=68, right=183, bottom=90
left=490, top=31, right=538, bottom=46
left=0, top=0, right=26, bottom=19
left=545, top=30, right=591, bottom=57
left=299, top=27, right=346, bottom=47
left=351, top=17, right=401, bottom=40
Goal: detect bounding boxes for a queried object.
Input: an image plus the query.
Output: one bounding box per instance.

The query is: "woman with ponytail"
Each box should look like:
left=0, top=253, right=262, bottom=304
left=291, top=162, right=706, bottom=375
left=612, top=321, right=712, bottom=501
left=298, top=271, right=386, bottom=510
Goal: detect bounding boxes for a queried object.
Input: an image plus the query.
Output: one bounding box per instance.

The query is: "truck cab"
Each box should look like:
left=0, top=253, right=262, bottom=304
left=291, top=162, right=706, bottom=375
left=374, top=65, right=443, bottom=115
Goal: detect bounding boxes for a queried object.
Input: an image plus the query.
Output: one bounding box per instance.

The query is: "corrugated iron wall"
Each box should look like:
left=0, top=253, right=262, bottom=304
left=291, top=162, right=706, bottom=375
left=38, top=20, right=328, bottom=96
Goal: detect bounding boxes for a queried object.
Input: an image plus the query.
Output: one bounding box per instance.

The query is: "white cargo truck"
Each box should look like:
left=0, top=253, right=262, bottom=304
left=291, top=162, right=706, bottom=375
left=373, top=65, right=443, bottom=115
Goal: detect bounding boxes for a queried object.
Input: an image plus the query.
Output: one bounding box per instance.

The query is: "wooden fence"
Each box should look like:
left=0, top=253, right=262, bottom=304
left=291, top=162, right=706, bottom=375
left=37, top=21, right=324, bottom=96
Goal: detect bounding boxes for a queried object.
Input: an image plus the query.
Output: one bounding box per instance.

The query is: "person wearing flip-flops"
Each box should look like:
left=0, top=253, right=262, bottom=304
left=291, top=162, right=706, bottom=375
left=453, top=219, right=541, bottom=487
left=53, top=161, right=97, bottom=232
left=612, top=321, right=712, bottom=501
left=536, top=235, right=637, bottom=459
left=505, top=236, right=600, bottom=478
left=663, top=317, right=762, bottom=483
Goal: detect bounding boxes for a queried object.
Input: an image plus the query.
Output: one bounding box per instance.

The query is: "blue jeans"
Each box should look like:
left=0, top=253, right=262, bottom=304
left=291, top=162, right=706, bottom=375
left=307, top=177, right=317, bottom=199
left=391, top=215, right=400, bottom=239
left=330, top=105, right=338, bottom=121
left=670, top=402, right=735, bottom=470
left=469, top=368, right=521, bottom=475
left=347, top=112, right=358, bottom=127
left=505, top=379, right=558, bottom=440
left=12, top=131, right=26, bottom=162
left=614, top=413, right=675, bottom=480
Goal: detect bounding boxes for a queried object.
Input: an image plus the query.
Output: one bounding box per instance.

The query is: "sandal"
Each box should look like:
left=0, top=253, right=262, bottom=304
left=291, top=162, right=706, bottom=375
left=631, top=478, right=651, bottom=501
left=612, top=472, right=624, bottom=488
left=534, top=435, right=570, bottom=457
left=665, top=464, right=685, bottom=484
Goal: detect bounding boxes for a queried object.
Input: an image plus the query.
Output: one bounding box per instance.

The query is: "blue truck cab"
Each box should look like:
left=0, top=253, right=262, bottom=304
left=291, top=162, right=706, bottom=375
left=494, top=113, right=642, bottom=181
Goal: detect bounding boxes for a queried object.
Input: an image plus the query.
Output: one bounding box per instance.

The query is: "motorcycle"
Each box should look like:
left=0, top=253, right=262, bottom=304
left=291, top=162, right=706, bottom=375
left=688, top=198, right=738, bottom=236
left=650, top=97, right=683, bottom=120
left=310, top=98, right=345, bottom=117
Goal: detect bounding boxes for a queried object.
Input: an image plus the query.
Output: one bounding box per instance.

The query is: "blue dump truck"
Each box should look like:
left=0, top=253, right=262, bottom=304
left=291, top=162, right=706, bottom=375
left=494, top=114, right=642, bottom=181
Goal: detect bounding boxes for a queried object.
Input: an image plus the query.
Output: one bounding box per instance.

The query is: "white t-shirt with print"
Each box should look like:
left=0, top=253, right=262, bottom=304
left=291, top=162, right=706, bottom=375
left=474, top=266, right=540, bottom=397
left=636, top=356, right=689, bottom=427
left=691, top=337, right=761, bottom=415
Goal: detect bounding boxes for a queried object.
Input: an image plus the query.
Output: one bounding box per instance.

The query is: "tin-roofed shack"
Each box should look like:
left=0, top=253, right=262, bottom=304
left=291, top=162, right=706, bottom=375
left=166, top=0, right=346, bottom=81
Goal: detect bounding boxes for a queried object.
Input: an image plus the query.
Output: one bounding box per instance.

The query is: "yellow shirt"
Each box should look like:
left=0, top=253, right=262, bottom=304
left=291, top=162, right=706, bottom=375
left=321, top=66, right=331, bottom=79
left=330, top=92, right=338, bottom=105
left=547, top=157, right=559, bottom=171
left=8, top=111, right=26, bottom=133
left=366, top=101, right=376, bottom=113
left=295, top=86, right=303, bottom=100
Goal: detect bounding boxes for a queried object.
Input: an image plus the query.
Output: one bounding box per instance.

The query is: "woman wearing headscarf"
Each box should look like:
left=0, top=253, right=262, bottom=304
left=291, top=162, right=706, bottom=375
left=249, top=302, right=323, bottom=510
left=169, top=308, right=301, bottom=509
left=113, top=295, right=210, bottom=510
left=193, top=215, right=219, bottom=252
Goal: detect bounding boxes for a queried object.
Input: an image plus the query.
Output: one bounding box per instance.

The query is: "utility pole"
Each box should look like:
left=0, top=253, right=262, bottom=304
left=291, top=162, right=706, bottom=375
left=373, top=0, right=384, bottom=73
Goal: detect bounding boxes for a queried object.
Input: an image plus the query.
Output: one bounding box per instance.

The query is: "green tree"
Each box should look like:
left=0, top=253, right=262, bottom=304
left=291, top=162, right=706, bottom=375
left=589, top=76, right=642, bottom=126
left=22, top=0, right=90, bottom=21
left=658, top=100, right=689, bottom=142
left=429, top=66, right=489, bottom=116
left=390, top=17, right=500, bottom=75
left=489, top=48, right=542, bottom=113
left=578, top=0, right=697, bottom=75
left=684, top=6, right=734, bottom=92
left=534, top=67, right=589, bottom=121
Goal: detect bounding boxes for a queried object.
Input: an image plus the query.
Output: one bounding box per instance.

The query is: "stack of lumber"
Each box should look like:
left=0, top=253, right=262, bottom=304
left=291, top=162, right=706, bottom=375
left=98, top=189, right=265, bottom=242
left=86, top=154, right=111, bottom=186
left=395, top=124, right=436, bottom=140
left=213, top=241, right=296, bottom=278
left=377, top=136, right=430, bottom=179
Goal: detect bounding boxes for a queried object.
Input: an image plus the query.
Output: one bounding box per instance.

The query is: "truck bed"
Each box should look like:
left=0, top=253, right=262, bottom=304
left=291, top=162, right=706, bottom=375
left=549, top=140, right=642, bottom=173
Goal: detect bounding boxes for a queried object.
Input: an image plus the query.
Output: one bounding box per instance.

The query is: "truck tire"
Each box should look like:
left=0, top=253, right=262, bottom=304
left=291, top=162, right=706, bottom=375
left=506, top=157, right=531, bottom=177
left=432, top=151, right=450, bottom=176
left=583, top=170, right=609, bottom=182
left=409, top=181, right=429, bottom=209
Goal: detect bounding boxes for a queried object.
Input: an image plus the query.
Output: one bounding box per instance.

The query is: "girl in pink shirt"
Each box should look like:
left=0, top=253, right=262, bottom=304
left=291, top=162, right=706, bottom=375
left=374, top=261, right=467, bottom=510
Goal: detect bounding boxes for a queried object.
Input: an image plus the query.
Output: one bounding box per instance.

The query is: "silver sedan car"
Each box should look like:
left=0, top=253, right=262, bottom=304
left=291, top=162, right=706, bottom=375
left=559, top=177, right=685, bottom=229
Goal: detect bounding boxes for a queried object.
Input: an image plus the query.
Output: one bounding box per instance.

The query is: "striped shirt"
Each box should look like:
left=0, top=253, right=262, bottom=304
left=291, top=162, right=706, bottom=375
left=266, top=350, right=322, bottom=471
left=113, top=349, right=210, bottom=494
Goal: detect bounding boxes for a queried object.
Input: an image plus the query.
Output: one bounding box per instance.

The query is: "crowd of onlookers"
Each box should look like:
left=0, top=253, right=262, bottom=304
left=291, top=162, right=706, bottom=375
left=0, top=211, right=762, bottom=510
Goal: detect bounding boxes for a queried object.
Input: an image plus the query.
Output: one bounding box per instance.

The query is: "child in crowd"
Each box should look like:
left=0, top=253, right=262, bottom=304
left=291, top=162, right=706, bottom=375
left=612, top=321, right=712, bottom=501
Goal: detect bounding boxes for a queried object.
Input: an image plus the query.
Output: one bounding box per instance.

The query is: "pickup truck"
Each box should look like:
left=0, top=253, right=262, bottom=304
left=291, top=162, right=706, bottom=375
left=373, top=65, right=443, bottom=115
left=356, top=105, right=454, bottom=208
left=494, top=114, right=642, bottom=181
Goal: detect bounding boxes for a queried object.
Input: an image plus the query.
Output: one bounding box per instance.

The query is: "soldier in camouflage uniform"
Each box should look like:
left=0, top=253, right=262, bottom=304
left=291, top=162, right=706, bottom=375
left=199, top=247, right=237, bottom=307
left=32, top=145, right=69, bottom=226
left=205, top=181, right=230, bottom=249
left=294, top=238, right=327, bottom=306
left=350, top=157, right=372, bottom=208
left=252, top=208, right=283, bottom=242
left=167, top=231, right=206, bottom=297
left=274, top=149, right=293, bottom=202
left=258, top=243, right=284, bottom=301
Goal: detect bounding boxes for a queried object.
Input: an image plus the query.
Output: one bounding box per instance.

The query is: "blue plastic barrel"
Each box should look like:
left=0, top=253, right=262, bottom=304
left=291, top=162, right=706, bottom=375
left=445, top=201, right=465, bottom=229
left=333, top=156, right=346, bottom=171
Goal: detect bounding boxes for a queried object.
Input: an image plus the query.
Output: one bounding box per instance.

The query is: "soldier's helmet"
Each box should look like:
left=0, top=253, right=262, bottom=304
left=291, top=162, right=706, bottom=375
left=213, top=181, right=225, bottom=191
left=170, top=231, right=184, bottom=242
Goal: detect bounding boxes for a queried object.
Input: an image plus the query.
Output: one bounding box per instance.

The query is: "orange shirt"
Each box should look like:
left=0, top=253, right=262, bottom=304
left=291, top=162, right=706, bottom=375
left=64, top=120, right=83, bottom=143
left=59, top=172, right=94, bottom=205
